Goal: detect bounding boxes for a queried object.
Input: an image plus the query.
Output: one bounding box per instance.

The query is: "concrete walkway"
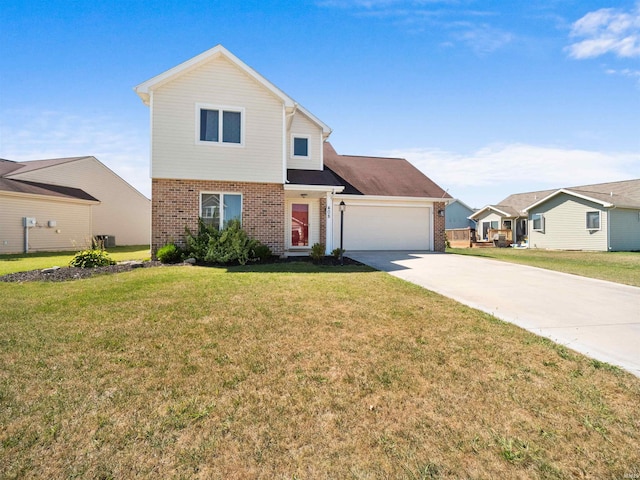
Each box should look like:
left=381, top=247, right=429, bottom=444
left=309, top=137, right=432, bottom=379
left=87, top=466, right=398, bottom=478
left=348, top=251, right=640, bottom=378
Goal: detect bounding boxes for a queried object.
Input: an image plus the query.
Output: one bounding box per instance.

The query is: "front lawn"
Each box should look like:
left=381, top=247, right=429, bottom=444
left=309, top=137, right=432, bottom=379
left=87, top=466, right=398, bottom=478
left=448, top=247, right=640, bottom=287
left=0, top=245, right=150, bottom=276
left=1, top=264, right=638, bottom=478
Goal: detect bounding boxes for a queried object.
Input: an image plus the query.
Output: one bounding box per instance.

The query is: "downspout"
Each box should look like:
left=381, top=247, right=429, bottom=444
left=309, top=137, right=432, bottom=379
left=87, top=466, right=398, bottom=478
left=607, top=205, right=616, bottom=251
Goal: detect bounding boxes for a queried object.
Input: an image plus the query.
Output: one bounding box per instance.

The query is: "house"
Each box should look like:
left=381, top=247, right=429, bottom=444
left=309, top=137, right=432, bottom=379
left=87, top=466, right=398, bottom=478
left=0, top=156, right=150, bottom=254
left=134, top=45, right=450, bottom=256
left=470, top=179, right=640, bottom=251
left=444, top=199, right=477, bottom=248
left=525, top=179, right=640, bottom=251
left=445, top=199, right=476, bottom=229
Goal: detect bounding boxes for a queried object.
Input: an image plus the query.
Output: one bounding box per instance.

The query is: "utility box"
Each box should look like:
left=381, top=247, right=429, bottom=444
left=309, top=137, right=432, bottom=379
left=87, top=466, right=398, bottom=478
left=95, top=235, right=116, bottom=248
left=23, top=217, right=36, bottom=227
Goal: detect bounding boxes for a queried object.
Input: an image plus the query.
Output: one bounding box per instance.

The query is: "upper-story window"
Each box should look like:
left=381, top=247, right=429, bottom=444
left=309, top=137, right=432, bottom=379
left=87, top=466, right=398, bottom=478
left=292, top=136, right=309, bottom=157
left=197, top=104, right=244, bottom=145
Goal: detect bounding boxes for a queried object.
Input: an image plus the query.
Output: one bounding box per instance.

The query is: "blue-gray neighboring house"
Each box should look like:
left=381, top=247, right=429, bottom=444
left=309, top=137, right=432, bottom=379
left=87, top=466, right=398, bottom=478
left=445, top=199, right=476, bottom=230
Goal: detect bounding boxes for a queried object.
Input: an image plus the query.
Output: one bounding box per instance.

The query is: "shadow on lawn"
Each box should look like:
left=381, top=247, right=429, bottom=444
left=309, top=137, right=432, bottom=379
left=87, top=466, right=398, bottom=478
left=226, top=256, right=375, bottom=274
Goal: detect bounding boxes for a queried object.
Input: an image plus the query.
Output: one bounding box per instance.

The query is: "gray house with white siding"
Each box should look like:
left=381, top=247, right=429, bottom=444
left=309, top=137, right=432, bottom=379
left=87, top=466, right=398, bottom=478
left=524, top=179, right=640, bottom=251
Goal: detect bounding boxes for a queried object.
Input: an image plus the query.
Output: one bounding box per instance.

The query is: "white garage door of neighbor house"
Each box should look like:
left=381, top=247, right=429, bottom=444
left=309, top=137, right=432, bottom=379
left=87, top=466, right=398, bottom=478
left=334, top=204, right=431, bottom=250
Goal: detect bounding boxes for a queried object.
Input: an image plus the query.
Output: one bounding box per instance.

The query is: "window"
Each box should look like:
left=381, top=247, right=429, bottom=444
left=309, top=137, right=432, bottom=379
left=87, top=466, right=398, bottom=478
left=503, top=220, right=512, bottom=229
left=293, top=137, right=309, bottom=157
left=201, top=193, right=242, bottom=229
left=197, top=104, right=243, bottom=145
left=586, top=211, right=600, bottom=230
left=532, top=213, right=544, bottom=232
left=490, top=221, right=499, bottom=229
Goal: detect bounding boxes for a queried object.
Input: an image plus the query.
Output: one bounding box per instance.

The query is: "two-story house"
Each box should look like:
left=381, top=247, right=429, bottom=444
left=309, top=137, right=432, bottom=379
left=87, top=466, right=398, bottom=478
left=135, top=45, right=450, bottom=257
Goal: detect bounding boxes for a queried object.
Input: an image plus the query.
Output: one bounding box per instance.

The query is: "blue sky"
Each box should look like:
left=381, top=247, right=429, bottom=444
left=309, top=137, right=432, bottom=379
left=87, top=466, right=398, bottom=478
left=1, top=0, right=639, bottom=208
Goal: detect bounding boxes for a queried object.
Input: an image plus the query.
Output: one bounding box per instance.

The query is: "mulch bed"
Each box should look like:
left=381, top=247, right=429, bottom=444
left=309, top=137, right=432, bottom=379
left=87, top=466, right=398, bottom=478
left=0, top=262, right=163, bottom=283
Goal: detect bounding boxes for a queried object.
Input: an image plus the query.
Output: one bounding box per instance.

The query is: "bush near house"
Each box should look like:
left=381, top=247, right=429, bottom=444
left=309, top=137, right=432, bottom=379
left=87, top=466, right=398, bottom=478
left=68, top=249, right=116, bottom=268
left=184, top=219, right=262, bottom=266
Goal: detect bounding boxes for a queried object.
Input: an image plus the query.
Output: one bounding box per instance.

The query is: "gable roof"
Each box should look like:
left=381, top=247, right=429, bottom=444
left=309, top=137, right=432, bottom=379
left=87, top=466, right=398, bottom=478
left=0, top=177, right=99, bottom=202
left=469, top=204, right=521, bottom=220
left=473, top=178, right=640, bottom=219
left=322, top=143, right=451, bottom=199
left=525, top=180, right=640, bottom=211
left=134, top=44, right=331, bottom=136
left=0, top=158, right=98, bottom=202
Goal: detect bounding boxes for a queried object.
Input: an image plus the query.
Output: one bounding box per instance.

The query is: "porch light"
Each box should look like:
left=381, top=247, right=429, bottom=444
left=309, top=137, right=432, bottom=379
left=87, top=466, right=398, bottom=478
left=339, top=201, right=346, bottom=265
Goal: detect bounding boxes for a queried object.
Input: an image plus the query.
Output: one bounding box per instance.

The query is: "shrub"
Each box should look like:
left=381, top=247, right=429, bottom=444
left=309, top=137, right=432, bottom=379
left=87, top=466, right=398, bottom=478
left=69, top=249, right=116, bottom=268
left=252, top=243, right=273, bottom=263
left=184, top=219, right=259, bottom=265
left=331, top=247, right=345, bottom=260
left=157, top=243, right=183, bottom=264
left=310, top=243, right=325, bottom=264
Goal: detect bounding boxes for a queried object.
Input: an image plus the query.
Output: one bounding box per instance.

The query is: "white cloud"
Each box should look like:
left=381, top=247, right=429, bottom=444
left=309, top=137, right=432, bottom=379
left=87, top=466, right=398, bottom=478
left=566, top=5, right=640, bottom=59
left=316, top=0, right=512, bottom=53
left=383, top=143, right=640, bottom=207
left=453, top=23, right=513, bottom=54
left=0, top=110, right=151, bottom=198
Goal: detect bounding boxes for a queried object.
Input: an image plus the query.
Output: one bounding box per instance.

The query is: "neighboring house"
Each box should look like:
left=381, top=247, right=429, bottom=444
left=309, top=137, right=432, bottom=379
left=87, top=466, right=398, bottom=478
left=445, top=199, right=476, bottom=230
left=0, top=156, right=150, bottom=254
left=525, top=180, right=640, bottom=251
left=470, top=179, right=640, bottom=251
left=134, top=45, right=450, bottom=256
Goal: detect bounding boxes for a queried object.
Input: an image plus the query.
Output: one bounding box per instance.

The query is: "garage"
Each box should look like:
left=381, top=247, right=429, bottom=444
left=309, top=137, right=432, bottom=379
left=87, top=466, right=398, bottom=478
left=333, top=201, right=432, bottom=251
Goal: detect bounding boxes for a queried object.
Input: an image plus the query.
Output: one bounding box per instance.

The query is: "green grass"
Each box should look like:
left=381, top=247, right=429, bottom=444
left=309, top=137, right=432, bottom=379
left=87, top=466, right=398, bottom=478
left=1, top=263, right=639, bottom=478
left=0, top=245, right=150, bottom=275
left=447, top=247, right=640, bottom=287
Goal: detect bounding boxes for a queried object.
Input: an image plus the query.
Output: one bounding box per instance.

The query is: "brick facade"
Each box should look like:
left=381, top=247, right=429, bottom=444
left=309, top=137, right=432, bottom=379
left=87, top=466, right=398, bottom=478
left=319, top=197, right=327, bottom=251
left=433, top=201, right=447, bottom=252
left=151, top=179, right=285, bottom=257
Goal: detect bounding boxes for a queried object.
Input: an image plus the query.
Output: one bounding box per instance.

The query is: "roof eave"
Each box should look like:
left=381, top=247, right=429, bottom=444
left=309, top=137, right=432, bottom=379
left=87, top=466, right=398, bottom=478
left=523, top=189, right=614, bottom=212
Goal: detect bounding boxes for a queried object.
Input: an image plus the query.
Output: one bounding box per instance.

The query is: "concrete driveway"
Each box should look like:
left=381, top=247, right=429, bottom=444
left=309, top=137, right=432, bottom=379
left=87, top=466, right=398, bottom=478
left=348, top=251, right=640, bottom=377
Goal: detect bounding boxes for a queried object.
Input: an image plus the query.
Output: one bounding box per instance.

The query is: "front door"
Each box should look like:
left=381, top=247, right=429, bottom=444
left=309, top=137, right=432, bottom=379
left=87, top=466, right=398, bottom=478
left=291, top=203, right=309, bottom=247
left=482, top=221, right=490, bottom=241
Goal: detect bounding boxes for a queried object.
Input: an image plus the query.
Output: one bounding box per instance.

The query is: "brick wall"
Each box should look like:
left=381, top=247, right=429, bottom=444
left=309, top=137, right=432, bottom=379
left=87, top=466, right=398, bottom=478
left=319, top=197, right=327, bottom=251
left=433, top=201, right=447, bottom=252
left=151, top=179, right=285, bottom=257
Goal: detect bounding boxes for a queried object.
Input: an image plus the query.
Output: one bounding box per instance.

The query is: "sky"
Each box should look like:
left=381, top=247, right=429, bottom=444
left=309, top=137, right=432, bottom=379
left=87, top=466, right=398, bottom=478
left=1, top=0, right=639, bottom=208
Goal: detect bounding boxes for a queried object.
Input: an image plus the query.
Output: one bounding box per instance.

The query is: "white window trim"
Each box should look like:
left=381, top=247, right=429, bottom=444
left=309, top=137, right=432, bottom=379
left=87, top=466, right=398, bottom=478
left=586, top=211, right=601, bottom=230
left=532, top=213, right=545, bottom=232
left=291, top=134, right=310, bottom=158
left=200, top=191, right=243, bottom=229
left=195, top=103, right=245, bottom=147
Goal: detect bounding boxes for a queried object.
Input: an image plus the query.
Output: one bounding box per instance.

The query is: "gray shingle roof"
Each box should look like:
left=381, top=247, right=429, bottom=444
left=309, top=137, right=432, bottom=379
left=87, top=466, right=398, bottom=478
left=0, top=157, right=98, bottom=202
left=495, top=179, right=640, bottom=213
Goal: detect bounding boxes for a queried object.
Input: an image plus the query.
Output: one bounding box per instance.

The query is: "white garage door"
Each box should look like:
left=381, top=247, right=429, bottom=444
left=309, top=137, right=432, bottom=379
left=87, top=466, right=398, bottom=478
left=334, top=204, right=431, bottom=250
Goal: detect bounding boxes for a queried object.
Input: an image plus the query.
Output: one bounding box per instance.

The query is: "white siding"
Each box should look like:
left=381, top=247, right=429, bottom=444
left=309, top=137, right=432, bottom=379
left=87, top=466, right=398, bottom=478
left=10, top=158, right=150, bottom=246
left=474, top=211, right=505, bottom=241
left=286, top=112, right=323, bottom=171
left=528, top=194, right=608, bottom=251
left=0, top=194, right=92, bottom=254
left=151, top=55, right=284, bottom=183
left=609, top=208, right=640, bottom=251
